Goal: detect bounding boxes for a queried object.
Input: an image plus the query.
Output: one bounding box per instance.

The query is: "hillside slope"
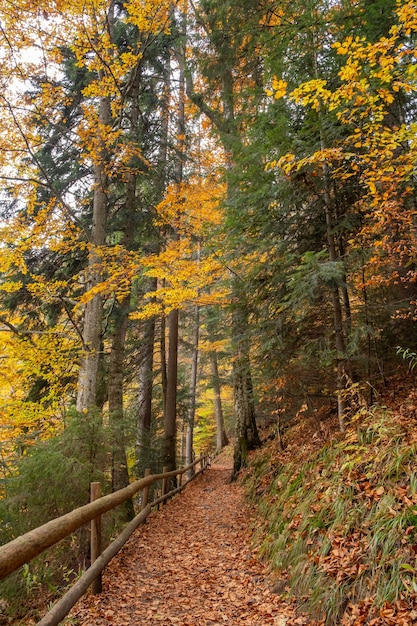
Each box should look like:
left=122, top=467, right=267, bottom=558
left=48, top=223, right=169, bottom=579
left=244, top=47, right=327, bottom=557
left=243, top=382, right=417, bottom=625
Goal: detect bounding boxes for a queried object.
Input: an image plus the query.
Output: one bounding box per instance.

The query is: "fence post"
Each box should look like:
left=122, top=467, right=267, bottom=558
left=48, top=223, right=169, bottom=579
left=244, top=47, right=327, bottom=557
left=187, top=454, right=195, bottom=482
left=178, top=469, right=183, bottom=488
left=141, top=468, right=152, bottom=511
left=90, top=482, right=102, bottom=595
left=161, top=466, right=168, bottom=504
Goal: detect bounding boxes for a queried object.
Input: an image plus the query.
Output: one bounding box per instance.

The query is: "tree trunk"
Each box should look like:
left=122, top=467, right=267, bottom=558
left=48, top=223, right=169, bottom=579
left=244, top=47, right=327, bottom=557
left=108, top=296, right=134, bottom=519
left=186, top=305, right=200, bottom=475
left=105, top=55, right=157, bottom=475
left=231, top=299, right=260, bottom=477
left=210, top=350, right=228, bottom=452
left=323, top=164, right=347, bottom=434
left=160, top=308, right=168, bottom=411
left=108, top=56, right=142, bottom=507
left=163, top=308, right=179, bottom=473
left=162, top=17, right=186, bottom=474
left=76, top=2, right=117, bottom=412
left=76, top=96, right=110, bottom=412
left=312, top=34, right=348, bottom=434
left=136, top=299, right=156, bottom=461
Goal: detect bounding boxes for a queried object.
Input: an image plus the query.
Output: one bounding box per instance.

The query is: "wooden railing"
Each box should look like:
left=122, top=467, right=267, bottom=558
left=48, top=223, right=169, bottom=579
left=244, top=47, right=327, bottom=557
left=0, top=454, right=210, bottom=626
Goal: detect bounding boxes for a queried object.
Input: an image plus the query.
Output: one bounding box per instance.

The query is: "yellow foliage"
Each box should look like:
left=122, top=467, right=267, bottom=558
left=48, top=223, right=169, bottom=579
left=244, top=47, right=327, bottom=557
left=155, top=178, right=225, bottom=234
left=0, top=322, right=78, bottom=467
left=199, top=338, right=229, bottom=354
left=291, top=79, right=331, bottom=111
left=0, top=281, right=24, bottom=294
left=266, top=77, right=287, bottom=99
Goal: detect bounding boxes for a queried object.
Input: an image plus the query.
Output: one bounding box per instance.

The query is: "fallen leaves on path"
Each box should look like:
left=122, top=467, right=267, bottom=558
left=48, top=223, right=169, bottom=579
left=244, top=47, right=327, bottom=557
left=69, top=462, right=298, bottom=626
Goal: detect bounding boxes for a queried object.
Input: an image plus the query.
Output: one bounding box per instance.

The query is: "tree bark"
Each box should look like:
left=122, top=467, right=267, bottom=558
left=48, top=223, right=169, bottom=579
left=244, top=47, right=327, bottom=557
left=323, top=188, right=347, bottom=434
left=136, top=40, right=169, bottom=462
left=186, top=305, right=200, bottom=474
left=136, top=296, right=156, bottom=461
left=210, top=350, right=228, bottom=452
left=162, top=14, right=186, bottom=474
left=108, top=54, right=142, bottom=510
left=108, top=297, right=134, bottom=519
left=76, top=109, right=109, bottom=411
left=164, top=308, right=179, bottom=472
left=312, top=31, right=348, bottom=434
left=232, top=299, right=260, bottom=477
left=76, top=5, right=114, bottom=412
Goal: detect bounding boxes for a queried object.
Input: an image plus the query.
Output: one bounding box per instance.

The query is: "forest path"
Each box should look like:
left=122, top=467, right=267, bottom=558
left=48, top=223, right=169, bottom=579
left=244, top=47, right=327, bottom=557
left=69, top=456, right=292, bottom=626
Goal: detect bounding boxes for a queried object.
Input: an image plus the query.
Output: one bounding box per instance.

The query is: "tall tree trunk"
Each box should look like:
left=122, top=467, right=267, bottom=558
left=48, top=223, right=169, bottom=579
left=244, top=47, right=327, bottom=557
left=76, top=1, right=117, bottom=412
left=108, top=296, right=134, bottom=519
left=136, top=291, right=156, bottom=461
left=160, top=309, right=168, bottom=411
left=311, top=185, right=348, bottom=433
left=162, top=13, right=186, bottom=474
left=210, top=350, right=228, bottom=452
left=323, top=187, right=347, bottom=434
left=108, top=55, right=142, bottom=501
left=150, top=49, right=171, bottom=438
left=164, top=308, right=179, bottom=472
left=76, top=94, right=111, bottom=412
left=185, top=305, right=200, bottom=475
left=312, top=32, right=348, bottom=434
left=232, top=299, right=260, bottom=477
left=107, top=81, right=149, bottom=521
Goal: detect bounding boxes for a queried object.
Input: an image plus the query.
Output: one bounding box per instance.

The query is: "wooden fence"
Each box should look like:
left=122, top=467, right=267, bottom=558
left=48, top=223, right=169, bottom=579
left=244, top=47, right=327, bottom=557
left=0, top=454, right=210, bottom=626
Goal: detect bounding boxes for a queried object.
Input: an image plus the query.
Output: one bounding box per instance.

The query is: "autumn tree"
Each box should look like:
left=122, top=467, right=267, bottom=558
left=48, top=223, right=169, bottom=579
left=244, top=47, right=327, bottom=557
left=184, top=0, right=266, bottom=475
left=0, top=0, right=180, bottom=477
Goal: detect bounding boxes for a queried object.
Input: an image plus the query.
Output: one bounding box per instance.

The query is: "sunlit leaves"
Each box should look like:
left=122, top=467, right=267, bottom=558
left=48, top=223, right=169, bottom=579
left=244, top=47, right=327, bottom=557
left=124, top=0, right=173, bottom=34
left=291, top=78, right=331, bottom=111
left=131, top=176, right=229, bottom=318
left=265, top=77, right=287, bottom=99
left=0, top=326, right=78, bottom=469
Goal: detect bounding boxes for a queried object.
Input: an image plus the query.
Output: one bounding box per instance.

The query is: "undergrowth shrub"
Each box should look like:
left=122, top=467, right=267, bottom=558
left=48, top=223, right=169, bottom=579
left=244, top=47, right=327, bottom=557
left=0, top=409, right=122, bottom=623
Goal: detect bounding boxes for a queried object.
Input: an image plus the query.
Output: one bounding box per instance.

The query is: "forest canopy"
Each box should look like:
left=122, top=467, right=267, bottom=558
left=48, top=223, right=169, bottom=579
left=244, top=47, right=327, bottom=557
left=0, top=1, right=417, bottom=605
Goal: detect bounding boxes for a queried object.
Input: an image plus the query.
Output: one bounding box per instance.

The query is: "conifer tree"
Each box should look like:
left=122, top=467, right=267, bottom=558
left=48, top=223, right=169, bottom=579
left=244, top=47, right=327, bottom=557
left=185, top=0, right=264, bottom=474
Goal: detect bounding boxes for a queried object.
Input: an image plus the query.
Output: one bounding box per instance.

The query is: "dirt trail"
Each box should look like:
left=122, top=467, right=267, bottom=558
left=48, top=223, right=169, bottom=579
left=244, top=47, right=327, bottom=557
left=69, top=460, right=292, bottom=626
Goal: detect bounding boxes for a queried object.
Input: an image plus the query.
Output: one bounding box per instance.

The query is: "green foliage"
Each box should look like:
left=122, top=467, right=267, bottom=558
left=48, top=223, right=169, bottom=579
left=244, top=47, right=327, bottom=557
left=135, top=418, right=164, bottom=476
left=0, top=409, right=112, bottom=621
left=1, top=409, right=108, bottom=533
left=285, top=251, right=346, bottom=314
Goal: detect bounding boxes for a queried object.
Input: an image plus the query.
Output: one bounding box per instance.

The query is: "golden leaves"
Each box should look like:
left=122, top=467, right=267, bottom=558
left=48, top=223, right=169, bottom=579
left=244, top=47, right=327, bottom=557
left=265, top=77, right=287, bottom=99
left=396, top=0, right=417, bottom=35
left=155, top=178, right=225, bottom=234
left=133, top=240, right=228, bottom=318
left=124, top=0, right=173, bottom=35
left=0, top=321, right=78, bottom=465
left=0, top=281, right=24, bottom=294
left=127, top=175, right=229, bottom=319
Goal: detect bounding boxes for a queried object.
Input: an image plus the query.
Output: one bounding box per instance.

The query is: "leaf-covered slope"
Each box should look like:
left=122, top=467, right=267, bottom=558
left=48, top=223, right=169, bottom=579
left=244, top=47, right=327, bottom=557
left=243, top=396, right=417, bottom=625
